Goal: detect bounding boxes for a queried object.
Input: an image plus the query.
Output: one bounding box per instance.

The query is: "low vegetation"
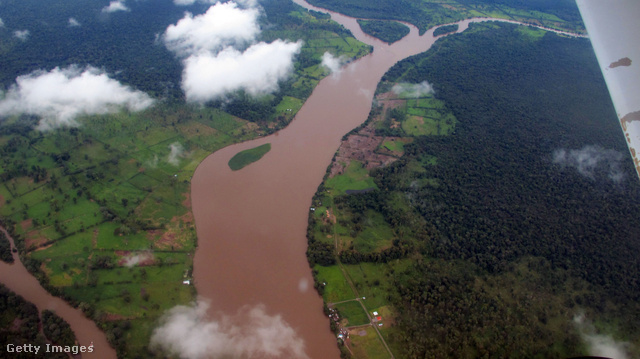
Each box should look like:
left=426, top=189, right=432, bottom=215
left=356, top=20, right=410, bottom=44
left=228, top=143, right=272, bottom=171
left=433, top=24, right=459, bottom=36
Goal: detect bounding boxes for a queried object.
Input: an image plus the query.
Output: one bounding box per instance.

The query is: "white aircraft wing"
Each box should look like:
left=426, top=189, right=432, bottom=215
left=576, top=0, right=640, bottom=179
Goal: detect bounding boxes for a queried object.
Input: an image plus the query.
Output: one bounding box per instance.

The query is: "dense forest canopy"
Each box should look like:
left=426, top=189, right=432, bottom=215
left=0, top=0, right=187, bottom=98
left=384, top=21, right=640, bottom=344
left=309, top=22, right=640, bottom=358
left=306, top=0, right=584, bottom=34
left=356, top=20, right=410, bottom=44
left=0, top=284, right=77, bottom=359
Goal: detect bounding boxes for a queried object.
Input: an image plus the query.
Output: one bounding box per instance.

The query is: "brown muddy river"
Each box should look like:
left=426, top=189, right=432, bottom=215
left=0, top=1, right=554, bottom=358
left=0, top=227, right=116, bottom=359
left=191, top=1, right=492, bottom=358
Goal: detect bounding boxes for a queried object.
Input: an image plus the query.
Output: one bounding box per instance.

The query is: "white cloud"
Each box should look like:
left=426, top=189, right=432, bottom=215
left=123, top=252, right=153, bottom=268
left=392, top=81, right=435, bottom=98
left=150, top=300, right=309, bottom=359
left=553, top=145, right=625, bottom=182
left=164, top=1, right=302, bottom=103
left=167, top=142, right=186, bottom=166
left=321, top=52, right=346, bottom=75
left=174, top=0, right=257, bottom=5
left=298, top=278, right=309, bottom=293
left=68, top=18, right=81, bottom=27
left=13, top=30, right=30, bottom=41
left=173, top=0, right=219, bottom=5
left=182, top=40, right=302, bottom=102
left=0, top=18, right=4, bottom=27
left=574, top=314, right=632, bottom=359
left=102, top=1, right=129, bottom=13
left=164, top=2, right=260, bottom=57
left=0, top=66, right=154, bottom=130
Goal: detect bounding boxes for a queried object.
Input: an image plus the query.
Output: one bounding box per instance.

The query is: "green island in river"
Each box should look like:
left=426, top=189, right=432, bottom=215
left=1, top=0, right=639, bottom=358
left=228, top=144, right=272, bottom=171
left=0, top=0, right=370, bottom=356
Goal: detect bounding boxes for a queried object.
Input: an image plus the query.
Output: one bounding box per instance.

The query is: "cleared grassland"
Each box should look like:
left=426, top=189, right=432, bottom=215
left=335, top=300, right=369, bottom=326
left=325, top=161, right=378, bottom=195
left=349, top=326, right=391, bottom=359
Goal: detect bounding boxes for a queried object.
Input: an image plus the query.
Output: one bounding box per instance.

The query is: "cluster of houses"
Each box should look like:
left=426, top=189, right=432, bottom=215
left=328, top=307, right=350, bottom=341
left=372, top=311, right=383, bottom=327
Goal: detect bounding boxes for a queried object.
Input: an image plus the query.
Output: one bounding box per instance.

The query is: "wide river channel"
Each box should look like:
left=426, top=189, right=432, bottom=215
left=0, top=1, right=573, bottom=358
left=191, top=1, right=504, bottom=358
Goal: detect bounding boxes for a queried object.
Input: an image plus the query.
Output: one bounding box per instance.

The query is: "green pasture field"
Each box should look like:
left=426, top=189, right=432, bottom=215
left=335, top=300, right=369, bottom=326
left=380, top=138, right=406, bottom=154
left=305, top=32, right=370, bottom=58
left=5, top=176, right=43, bottom=197
left=516, top=25, right=547, bottom=41
left=325, top=161, right=377, bottom=196
left=0, top=105, right=250, bottom=356
left=314, top=265, right=355, bottom=303
left=275, top=96, right=305, bottom=122
left=402, top=112, right=456, bottom=136
left=349, top=326, right=390, bottom=359
left=344, top=262, right=396, bottom=310
left=406, top=106, right=440, bottom=118
left=3, top=186, right=49, bottom=216
left=352, top=210, right=394, bottom=254
left=406, top=97, right=444, bottom=109
left=0, top=184, right=13, bottom=203
left=30, top=231, right=92, bottom=260
left=95, top=224, right=149, bottom=250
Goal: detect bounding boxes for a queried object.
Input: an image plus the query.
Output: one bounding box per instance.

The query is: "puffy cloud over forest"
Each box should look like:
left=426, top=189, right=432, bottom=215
left=163, top=1, right=302, bottom=102
left=0, top=66, right=154, bottom=130
left=102, top=0, right=129, bottom=13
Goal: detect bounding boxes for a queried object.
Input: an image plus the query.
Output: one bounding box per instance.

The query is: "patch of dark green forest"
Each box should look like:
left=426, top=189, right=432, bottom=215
left=0, top=231, right=14, bottom=263
left=356, top=20, right=409, bottom=44
left=0, top=284, right=76, bottom=359
left=386, top=23, right=640, bottom=356
left=433, top=24, right=459, bottom=37
left=309, top=22, right=640, bottom=358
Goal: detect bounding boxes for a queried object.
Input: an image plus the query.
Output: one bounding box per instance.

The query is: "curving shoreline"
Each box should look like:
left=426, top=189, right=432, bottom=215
left=189, top=0, right=581, bottom=358
left=0, top=2, right=591, bottom=358
left=0, top=226, right=116, bottom=359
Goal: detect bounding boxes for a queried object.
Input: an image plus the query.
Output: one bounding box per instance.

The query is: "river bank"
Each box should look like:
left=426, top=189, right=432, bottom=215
left=190, top=0, right=583, bottom=357
left=0, top=226, right=116, bottom=359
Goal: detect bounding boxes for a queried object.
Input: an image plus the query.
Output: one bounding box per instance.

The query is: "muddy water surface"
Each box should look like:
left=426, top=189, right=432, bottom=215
left=0, top=2, right=569, bottom=358
left=191, top=2, right=488, bottom=358
left=0, top=227, right=116, bottom=359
